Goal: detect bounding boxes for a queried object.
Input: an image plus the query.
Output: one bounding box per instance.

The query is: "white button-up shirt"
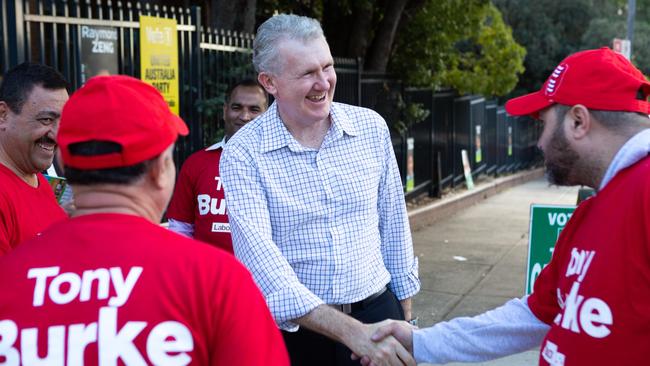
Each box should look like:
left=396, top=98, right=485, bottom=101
left=221, top=102, right=420, bottom=330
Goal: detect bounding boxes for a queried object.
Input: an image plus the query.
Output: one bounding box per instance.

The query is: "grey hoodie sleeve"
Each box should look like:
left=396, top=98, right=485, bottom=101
left=413, top=296, right=549, bottom=364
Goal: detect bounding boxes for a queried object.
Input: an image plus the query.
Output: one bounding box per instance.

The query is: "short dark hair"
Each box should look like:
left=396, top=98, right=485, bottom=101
left=0, top=62, right=68, bottom=114
left=63, top=141, right=154, bottom=185
left=225, top=78, right=268, bottom=105
left=555, top=104, right=650, bottom=133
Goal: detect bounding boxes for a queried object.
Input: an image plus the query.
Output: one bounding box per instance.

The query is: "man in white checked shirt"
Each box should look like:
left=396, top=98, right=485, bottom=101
left=221, top=14, right=420, bottom=366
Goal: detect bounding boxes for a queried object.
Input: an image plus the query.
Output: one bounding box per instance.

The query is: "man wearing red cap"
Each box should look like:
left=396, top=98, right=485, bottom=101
left=0, top=62, right=69, bottom=255
left=0, top=75, right=289, bottom=365
left=362, top=47, right=650, bottom=366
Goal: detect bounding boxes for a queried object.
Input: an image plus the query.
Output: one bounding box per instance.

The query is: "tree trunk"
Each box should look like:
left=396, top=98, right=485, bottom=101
left=365, top=0, right=409, bottom=72
left=396, top=0, right=427, bottom=35
left=322, top=0, right=352, bottom=57
left=212, top=0, right=237, bottom=30
left=347, top=1, right=375, bottom=58
left=238, top=0, right=257, bottom=34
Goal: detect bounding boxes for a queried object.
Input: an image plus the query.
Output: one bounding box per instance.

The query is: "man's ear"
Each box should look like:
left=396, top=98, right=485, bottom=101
left=0, top=102, right=9, bottom=129
left=258, top=72, right=277, bottom=95
left=147, top=154, right=167, bottom=190
left=566, top=104, right=591, bottom=140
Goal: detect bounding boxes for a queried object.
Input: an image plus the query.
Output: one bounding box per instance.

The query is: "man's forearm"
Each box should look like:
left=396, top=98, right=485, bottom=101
left=400, top=298, right=412, bottom=321
left=296, top=304, right=363, bottom=344
left=413, top=297, right=549, bottom=364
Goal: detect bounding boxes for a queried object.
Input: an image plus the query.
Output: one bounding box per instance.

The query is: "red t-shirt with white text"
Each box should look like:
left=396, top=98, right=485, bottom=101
left=0, top=213, right=289, bottom=365
left=0, top=164, right=66, bottom=255
left=167, top=146, right=233, bottom=252
left=528, top=156, right=650, bottom=366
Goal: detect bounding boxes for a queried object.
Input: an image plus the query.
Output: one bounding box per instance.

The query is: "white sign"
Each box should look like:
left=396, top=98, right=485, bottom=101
left=612, top=38, right=631, bottom=60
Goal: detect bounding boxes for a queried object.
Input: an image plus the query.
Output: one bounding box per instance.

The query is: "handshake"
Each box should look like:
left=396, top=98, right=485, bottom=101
left=349, top=319, right=419, bottom=366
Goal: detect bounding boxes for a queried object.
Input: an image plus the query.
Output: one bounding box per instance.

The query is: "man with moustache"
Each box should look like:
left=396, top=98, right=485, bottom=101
left=221, top=14, right=419, bottom=366
left=167, top=79, right=268, bottom=252
left=0, top=62, right=68, bottom=255
left=365, top=47, right=650, bottom=366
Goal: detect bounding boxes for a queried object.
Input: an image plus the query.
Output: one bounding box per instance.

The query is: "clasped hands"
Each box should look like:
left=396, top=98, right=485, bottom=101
left=350, top=320, right=417, bottom=366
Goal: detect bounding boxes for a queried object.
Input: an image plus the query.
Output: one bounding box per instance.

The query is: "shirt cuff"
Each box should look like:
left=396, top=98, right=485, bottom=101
left=167, top=219, right=194, bottom=238
left=266, top=282, right=325, bottom=331
left=388, top=256, right=421, bottom=300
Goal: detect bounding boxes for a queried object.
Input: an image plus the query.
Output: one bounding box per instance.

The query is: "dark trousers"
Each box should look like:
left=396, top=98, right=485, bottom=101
left=282, top=289, right=405, bottom=366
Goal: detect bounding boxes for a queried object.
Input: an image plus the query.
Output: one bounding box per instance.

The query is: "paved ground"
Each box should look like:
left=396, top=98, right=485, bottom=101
left=410, top=177, right=579, bottom=365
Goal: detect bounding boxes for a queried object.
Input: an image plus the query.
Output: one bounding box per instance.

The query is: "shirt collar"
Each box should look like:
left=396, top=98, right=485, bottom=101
left=260, top=103, right=293, bottom=153
left=259, top=102, right=359, bottom=153
left=599, top=128, right=650, bottom=190
left=205, top=137, right=226, bottom=151
left=329, top=103, right=359, bottom=138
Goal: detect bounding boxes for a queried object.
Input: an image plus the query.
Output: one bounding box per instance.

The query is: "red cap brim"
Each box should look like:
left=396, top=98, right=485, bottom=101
left=505, top=91, right=553, bottom=117
left=171, top=114, right=189, bottom=136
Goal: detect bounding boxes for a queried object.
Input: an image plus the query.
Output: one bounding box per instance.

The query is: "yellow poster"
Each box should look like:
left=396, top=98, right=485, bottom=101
left=139, top=15, right=179, bottom=115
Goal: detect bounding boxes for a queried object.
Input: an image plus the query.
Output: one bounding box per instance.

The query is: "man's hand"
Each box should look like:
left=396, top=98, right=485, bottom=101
left=297, top=305, right=415, bottom=366
left=353, top=320, right=417, bottom=366
left=346, top=322, right=415, bottom=366
left=371, top=320, right=416, bottom=353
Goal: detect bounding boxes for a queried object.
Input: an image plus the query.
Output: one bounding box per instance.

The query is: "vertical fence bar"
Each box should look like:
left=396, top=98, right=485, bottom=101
left=37, top=0, right=45, bottom=62
left=50, top=0, right=59, bottom=70
left=24, top=0, right=33, bottom=62
left=69, top=0, right=85, bottom=88
left=96, top=0, right=103, bottom=19
left=356, top=57, right=362, bottom=106
left=1, top=2, right=6, bottom=71
left=2, top=0, right=26, bottom=69
left=130, top=1, right=139, bottom=77
left=189, top=5, right=203, bottom=158
left=61, top=0, right=72, bottom=81
left=117, top=0, right=127, bottom=74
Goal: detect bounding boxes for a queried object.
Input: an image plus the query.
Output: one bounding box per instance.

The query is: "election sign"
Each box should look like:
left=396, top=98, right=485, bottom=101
left=405, top=137, right=415, bottom=192
left=526, top=204, right=576, bottom=295
left=80, top=25, right=118, bottom=84
left=139, top=15, right=180, bottom=115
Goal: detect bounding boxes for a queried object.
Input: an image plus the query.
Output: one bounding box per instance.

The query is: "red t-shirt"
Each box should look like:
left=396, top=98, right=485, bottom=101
left=0, top=213, right=289, bottom=365
left=167, top=146, right=233, bottom=252
left=528, top=156, right=650, bottom=366
left=0, top=164, right=66, bottom=255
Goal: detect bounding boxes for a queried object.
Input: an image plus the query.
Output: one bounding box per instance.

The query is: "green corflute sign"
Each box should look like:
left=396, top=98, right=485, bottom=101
left=526, top=204, right=576, bottom=295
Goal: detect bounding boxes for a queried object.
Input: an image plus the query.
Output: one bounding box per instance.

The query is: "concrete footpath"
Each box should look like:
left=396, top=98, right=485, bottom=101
left=408, top=173, right=579, bottom=365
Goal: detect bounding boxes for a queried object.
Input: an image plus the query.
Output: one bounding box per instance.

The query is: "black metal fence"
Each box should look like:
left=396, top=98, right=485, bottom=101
left=348, top=73, right=542, bottom=199
left=1, top=0, right=542, bottom=199
left=1, top=0, right=206, bottom=165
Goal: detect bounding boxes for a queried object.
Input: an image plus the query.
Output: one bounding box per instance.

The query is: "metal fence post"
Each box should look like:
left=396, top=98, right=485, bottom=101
left=189, top=5, right=203, bottom=156
left=5, top=0, right=26, bottom=67
left=356, top=57, right=362, bottom=106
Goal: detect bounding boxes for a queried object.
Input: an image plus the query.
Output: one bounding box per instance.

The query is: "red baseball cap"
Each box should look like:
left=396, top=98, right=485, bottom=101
left=505, top=47, right=650, bottom=117
left=58, top=75, right=188, bottom=169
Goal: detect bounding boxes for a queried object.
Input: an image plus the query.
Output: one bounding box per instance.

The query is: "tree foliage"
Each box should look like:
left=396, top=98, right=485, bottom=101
left=495, top=0, right=650, bottom=96
left=390, top=0, right=525, bottom=97
left=580, top=3, right=650, bottom=77
left=258, top=0, right=526, bottom=97
left=177, top=0, right=527, bottom=97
